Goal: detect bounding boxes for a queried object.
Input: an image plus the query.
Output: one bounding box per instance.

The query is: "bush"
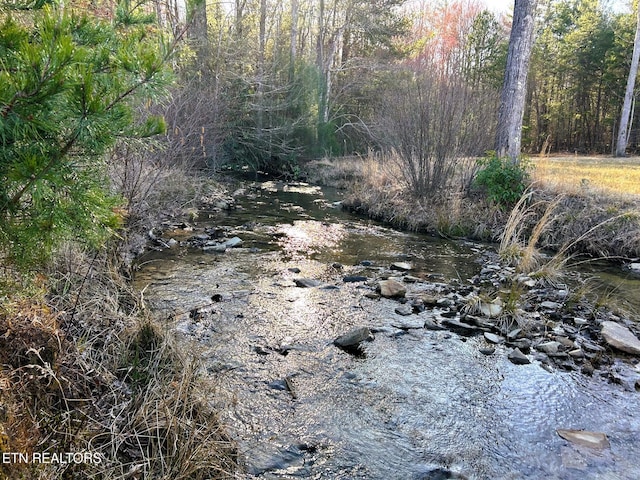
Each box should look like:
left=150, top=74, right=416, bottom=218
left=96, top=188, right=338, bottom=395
left=474, top=153, right=531, bottom=207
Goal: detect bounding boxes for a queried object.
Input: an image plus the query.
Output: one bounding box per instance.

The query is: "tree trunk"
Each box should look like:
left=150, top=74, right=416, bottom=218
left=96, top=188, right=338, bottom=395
left=290, top=0, right=298, bottom=81
left=616, top=3, right=640, bottom=157
left=495, top=0, right=537, bottom=163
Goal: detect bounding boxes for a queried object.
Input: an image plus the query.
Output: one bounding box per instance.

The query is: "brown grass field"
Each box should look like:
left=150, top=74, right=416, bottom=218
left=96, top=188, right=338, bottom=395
left=532, top=155, right=640, bottom=195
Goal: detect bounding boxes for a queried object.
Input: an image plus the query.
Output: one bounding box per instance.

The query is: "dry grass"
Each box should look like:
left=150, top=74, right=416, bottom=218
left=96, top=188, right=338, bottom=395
left=0, top=244, right=238, bottom=480
left=532, top=155, right=640, bottom=196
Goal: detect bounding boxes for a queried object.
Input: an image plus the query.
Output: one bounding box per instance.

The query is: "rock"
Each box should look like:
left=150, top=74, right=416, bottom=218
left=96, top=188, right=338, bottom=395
left=423, top=317, right=446, bottom=331
left=419, top=295, right=440, bottom=307
left=555, top=336, right=575, bottom=349
left=416, top=467, right=468, bottom=479
left=508, top=348, right=530, bottom=365
left=394, top=304, right=413, bottom=316
left=390, top=262, right=413, bottom=271
left=442, top=319, right=479, bottom=336
left=556, top=429, right=610, bottom=449
left=628, top=262, right=640, bottom=273
left=582, top=362, right=595, bottom=375
left=507, top=328, right=522, bottom=340
left=294, top=278, right=321, bottom=288
left=224, top=236, right=243, bottom=248
left=601, top=321, right=640, bottom=354
left=541, top=301, right=561, bottom=310
left=343, top=275, right=368, bottom=283
left=517, top=276, right=537, bottom=288
left=402, top=275, right=421, bottom=283
left=480, top=301, right=503, bottom=318
left=573, top=317, right=588, bottom=327
left=202, top=244, right=227, bottom=253
left=392, top=317, right=424, bottom=330
left=288, top=267, right=301, bottom=273
left=334, top=327, right=374, bottom=348
left=484, top=332, right=505, bottom=344
left=378, top=279, right=406, bottom=298
left=537, top=341, right=562, bottom=355
left=479, top=347, right=495, bottom=355
left=364, top=291, right=380, bottom=299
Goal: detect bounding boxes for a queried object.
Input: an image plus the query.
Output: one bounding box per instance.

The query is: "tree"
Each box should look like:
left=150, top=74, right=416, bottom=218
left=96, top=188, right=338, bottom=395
left=0, top=2, right=171, bottom=271
left=495, top=0, right=538, bottom=162
left=615, top=1, right=640, bottom=156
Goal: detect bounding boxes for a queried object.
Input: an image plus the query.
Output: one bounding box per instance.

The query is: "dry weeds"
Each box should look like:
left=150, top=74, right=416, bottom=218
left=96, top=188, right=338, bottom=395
left=0, top=244, right=238, bottom=480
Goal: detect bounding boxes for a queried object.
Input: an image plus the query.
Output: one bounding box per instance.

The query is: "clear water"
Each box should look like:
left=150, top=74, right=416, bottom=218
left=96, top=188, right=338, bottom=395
left=134, top=179, right=640, bottom=479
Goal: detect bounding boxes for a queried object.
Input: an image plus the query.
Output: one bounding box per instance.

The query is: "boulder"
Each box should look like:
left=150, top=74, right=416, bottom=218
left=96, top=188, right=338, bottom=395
left=556, top=429, right=610, bottom=449
left=378, top=279, right=407, bottom=298
left=334, top=327, right=374, bottom=348
left=601, top=321, right=640, bottom=355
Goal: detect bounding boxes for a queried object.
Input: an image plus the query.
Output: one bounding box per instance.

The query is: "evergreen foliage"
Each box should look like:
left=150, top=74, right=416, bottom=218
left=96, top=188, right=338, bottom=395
left=474, top=153, right=531, bottom=208
left=0, top=1, right=171, bottom=271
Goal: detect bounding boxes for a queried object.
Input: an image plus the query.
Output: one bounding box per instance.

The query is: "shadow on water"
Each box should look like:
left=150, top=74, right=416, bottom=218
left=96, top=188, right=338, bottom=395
left=134, top=179, right=640, bottom=480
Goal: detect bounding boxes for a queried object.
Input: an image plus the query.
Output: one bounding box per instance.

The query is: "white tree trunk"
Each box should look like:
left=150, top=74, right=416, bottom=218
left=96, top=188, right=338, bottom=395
left=495, top=0, right=537, bottom=163
left=616, top=4, right=640, bottom=157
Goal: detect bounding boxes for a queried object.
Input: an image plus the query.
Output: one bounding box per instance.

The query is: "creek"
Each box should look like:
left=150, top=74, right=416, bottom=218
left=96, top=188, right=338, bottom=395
left=133, top=179, right=640, bottom=479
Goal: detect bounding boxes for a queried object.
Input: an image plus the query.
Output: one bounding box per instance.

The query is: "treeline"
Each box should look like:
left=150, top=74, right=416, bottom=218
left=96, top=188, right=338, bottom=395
left=155, top=0, right=640, bottom=173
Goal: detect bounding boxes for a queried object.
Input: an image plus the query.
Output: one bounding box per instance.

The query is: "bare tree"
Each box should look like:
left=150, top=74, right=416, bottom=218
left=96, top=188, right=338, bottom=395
left=495, top=0, right=537, bottom=163
left=616, top=3, right=640, bottom=157
left=379, top=70, right=496, bottom=197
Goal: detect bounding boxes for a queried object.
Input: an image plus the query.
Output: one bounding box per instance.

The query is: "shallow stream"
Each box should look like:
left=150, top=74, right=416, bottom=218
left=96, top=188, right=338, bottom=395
left=134, top=179, right=640, bottom=479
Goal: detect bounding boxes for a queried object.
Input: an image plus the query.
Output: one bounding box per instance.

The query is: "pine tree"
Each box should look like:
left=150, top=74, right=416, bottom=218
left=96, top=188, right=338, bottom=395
left=0, top=1, right=171, bottom=271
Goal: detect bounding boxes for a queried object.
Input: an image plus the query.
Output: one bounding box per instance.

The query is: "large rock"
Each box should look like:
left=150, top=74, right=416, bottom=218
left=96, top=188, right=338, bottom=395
left=334, top=327, right=374, bottom=348
left=378, top=279, right=406, bottom=298
left=601, top=321, right=640, bottom=355
left=556, top=429, right=610, bottom=449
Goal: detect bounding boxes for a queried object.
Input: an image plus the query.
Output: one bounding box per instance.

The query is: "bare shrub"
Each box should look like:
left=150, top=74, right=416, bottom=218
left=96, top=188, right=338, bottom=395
left=375, top=70, right=497, bottom=198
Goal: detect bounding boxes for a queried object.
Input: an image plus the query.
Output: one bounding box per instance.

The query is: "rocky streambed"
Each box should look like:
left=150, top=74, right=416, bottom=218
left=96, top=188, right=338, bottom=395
left=135, top=179, right=640, bottom=479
